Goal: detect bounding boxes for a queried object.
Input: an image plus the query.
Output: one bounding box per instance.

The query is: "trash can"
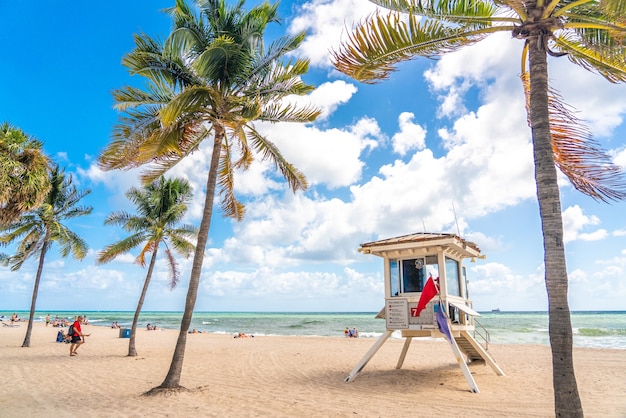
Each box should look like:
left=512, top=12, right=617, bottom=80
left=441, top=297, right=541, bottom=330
left=119, top=328, right=131, bottom=338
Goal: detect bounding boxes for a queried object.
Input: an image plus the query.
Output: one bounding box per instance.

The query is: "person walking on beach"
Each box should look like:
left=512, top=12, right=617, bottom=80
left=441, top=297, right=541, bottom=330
left=69, top=315, right=90, bottom=357
left=45, top=314, right=50, bottom=327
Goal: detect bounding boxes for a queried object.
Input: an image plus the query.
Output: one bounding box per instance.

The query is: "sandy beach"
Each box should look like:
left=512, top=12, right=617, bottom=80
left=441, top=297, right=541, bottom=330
left=1, top=322, right=624, bottom=417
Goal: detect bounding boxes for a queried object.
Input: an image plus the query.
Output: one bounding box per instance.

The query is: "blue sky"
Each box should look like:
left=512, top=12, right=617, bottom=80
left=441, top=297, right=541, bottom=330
left=1, top=0, right=626, bottom=313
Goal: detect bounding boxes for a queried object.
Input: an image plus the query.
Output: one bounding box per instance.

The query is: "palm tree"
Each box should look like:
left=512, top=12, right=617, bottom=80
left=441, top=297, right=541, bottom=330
left=98, top=0, right=320, bottom=392
left=0, top=166, right=92, bottom=347
left=96, top=177, right=197, bottom=357
left=0, top=122, right=51, bottom=226
left=331, top=0, right=626, bottom=415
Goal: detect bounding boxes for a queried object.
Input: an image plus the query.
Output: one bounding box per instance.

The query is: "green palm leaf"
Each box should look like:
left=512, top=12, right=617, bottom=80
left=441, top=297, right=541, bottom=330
left=554, top=31, right=626, bottom=82
left=332, top=12, right=500, bottom=82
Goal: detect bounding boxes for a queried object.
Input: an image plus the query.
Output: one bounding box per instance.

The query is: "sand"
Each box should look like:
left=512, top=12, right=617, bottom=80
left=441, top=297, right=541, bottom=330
left=1, top=322, right=624, bottom=417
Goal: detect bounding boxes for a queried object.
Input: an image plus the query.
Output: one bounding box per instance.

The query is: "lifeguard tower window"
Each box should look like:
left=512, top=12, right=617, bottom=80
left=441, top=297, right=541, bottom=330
left=445, top=257, right=461, bottom=297
left=390, top=256, right=438, bottom=295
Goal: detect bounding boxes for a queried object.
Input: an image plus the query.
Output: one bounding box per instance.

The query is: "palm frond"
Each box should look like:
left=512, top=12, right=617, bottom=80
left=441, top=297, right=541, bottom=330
left=55, top=228, right=89, bottom=259
left=249, top=60, right=317, bottom=100
left=112, top=85, right=173, bottom=111
left=229, top=126, right=254, bottom=171
left=259, top=102, right=321, bottom=123
left=370, top=0, right=510, bottom=25
left=247, top=126, right=308, bottom=193
left=96, top=233, right=147, bottom=264
left=521, top=73, right=626, bottom=202
left=217, top=136, right=246, bottom=220
left=553, top=31, right=626, bottom=83
left=193, top=36, right=249, bottom=82
left=164, top=246, right=180, bottom=290
left=159, top=86, right=215, bottom=126
left=599, top=0, right=626, bottom=19
left=103, top=211, right=134, bottom=227
left=331, top=11, right=499, bottom=82
left=247, top=32, right=307, bottom=80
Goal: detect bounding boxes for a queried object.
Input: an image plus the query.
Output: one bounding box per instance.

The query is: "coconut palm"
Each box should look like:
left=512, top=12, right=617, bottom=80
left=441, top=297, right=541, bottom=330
left=98, top=0, right=320, bottom=392
left=0, top=166, right=92, bottom=347
left=331, top=0, right=626, bottom=415
left=97, top=177, right=197, bottom=357
left=0, top=122, right=51, bottom=226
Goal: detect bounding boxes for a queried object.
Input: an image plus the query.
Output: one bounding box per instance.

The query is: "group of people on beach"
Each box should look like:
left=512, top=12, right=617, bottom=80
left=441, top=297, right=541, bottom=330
left=46, top=314, right=89, bottom=328
left=344, top=327, right=359, bottom=338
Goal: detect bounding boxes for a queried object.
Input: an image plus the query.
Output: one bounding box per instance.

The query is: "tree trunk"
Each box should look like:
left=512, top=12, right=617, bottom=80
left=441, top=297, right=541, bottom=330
left=128, top=246, right=159, bottom=357
left=151, top=132, right=223, bottom=392
left=22, top=239, right=49, bottom=347
left=527, top=38, right=583, bottom=417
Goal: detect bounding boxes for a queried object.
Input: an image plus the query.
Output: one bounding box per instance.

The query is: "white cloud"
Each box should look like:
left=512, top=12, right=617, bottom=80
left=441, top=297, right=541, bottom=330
left=424, top=32, right=522, bottom=111
left=612, top=146, right=626, bottom=169
left=550, top=58, right=626, bottom=138
left=467, top=262, right=547, bottom=310
left=562, top=205, right=602, bottom=243
left=288, top=0, right=380, bottom=68
left=392, top=112, right=427, bottom=155
left=295, top=80, right=358, bottom=120
left=260, top=117, right=381, bottom=189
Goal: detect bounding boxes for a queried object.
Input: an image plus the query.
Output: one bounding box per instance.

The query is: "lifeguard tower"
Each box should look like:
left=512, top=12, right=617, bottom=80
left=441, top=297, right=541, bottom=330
left=345, top=232, right=504, bottom=393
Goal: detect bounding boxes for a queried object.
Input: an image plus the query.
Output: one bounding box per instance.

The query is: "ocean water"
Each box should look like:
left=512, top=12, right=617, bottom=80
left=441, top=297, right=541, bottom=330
left=2, top=310, right=625, bottom=350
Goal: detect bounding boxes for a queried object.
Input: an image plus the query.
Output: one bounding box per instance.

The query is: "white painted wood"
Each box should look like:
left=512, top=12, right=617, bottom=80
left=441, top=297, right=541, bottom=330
left=396, top=337, right=412, bottom=369
left=449, top=334, right=481, bottom=393
left=449, top=301, right=481, bottom=317
left=344, top=330, right=394, bottom=382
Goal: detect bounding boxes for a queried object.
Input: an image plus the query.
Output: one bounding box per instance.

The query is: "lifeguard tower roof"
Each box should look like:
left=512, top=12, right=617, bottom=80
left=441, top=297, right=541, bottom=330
left=359, top=232, right=481, bottom=259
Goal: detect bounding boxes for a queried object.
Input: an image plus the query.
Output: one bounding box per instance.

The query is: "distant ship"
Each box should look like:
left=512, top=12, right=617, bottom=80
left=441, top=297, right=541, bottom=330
left=491, top=308, right=501, bottom=313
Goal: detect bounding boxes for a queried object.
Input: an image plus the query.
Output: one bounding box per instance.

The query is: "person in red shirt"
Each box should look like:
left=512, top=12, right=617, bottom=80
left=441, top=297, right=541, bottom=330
left=69, top=315, right=90, bottom=357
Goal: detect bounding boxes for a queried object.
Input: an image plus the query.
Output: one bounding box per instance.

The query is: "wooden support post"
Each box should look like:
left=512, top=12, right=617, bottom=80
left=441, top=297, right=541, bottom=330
left=345, top=330, right=394, bottom=382
left=449, top=330, right=480, bottom=393
left=396, top=336, right=412, bottom=369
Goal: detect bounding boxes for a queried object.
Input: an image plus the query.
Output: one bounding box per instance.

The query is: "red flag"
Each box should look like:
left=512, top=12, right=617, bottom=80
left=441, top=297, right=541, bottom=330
left=411, top=276, right=439, bottom=317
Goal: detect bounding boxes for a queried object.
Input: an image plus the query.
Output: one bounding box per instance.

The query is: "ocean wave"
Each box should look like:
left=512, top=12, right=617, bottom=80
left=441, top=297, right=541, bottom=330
left=574, top=327, right=626, bottom=337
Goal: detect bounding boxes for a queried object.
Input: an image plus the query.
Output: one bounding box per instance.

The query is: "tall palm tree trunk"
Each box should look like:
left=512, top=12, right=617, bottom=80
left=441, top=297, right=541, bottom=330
left=22, top=240, right=49, bottom=347
left=152, top=133, right=223, bottom=392
left=128, top=247, right=159, bottom=357
left=527, top=38, right=583, bottom=418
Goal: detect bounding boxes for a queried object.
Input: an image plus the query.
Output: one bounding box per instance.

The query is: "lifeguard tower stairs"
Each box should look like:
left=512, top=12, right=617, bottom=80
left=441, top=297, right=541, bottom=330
left=345, top=233, right=505, bottom=393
